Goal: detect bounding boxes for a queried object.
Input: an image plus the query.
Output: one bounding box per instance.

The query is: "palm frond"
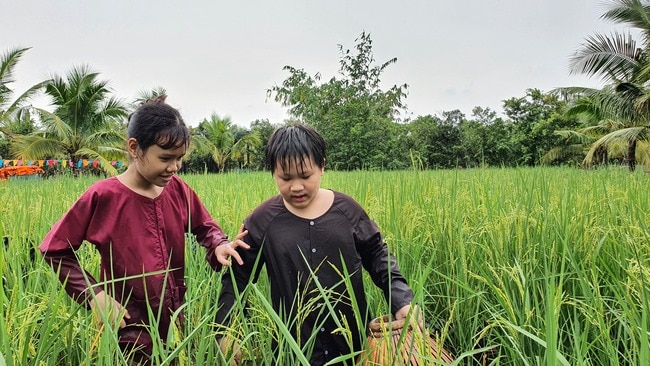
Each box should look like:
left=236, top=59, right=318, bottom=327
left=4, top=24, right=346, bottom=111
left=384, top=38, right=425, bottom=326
left=0, top=47, right=30, bottom=89
left=593, top=86, right=642, bottom=123
left=554, top=130, right=596, bottom=144
left=188, top=134, right=212, bottom=155
left=632, top=90, right=650, bottom=120
left=10, top=134, right=64, bottom=160
left=540, top=145, right=586, bottom=164
left=636, top=60, right=650, bottom=81
left=94, top=145, right=128, bottom=161
left=102, top=96, right=129, bottom=120
left=583, top=139, right=627, bottom=166
left=569, top=32, right=641, bottom=82
left=581, top=121, right=618, bottom=135
left=133, top=87, right=167, bottom=106
left=75, top=147, right=119, bottom=176
left=561, top=86, right=644, bottom=126
left=238, top=129, right=262, bottom=148
left=34, top=108, right=73, bottom=139
left=601, top=0, right=650, bottom=37
left=635, top=139, right=650, bottom=165
left=596, top=126, right=649, bottom=146
left=86, top=129, right=126, bottom=143
left=44, top=64, right=127, bottom=133
left=4, top=81, right=49, bottom=114
left=0, top=47, right=49, bottom=135
left=552, top=86, right=602, bottom=98
left=44, top=74, right=68, bottom=108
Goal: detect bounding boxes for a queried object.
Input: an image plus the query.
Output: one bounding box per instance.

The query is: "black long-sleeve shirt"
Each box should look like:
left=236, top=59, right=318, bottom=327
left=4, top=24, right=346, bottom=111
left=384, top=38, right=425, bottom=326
left=216, top=191, right=414, bottom=365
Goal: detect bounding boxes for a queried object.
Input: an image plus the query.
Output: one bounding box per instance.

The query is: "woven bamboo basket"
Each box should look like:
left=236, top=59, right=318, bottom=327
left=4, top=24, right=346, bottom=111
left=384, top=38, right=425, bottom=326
left=357, top=315, right=454, bottom=365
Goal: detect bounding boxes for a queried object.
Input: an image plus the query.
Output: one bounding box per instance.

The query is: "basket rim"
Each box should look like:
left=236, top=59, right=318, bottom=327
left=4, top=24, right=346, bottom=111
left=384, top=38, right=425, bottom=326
left=367, top=314, right=408, bottom=332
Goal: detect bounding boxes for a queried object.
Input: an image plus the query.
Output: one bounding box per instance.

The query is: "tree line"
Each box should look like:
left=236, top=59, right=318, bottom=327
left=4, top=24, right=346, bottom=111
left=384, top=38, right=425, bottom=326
left=2, top=0, right=650, bottom=175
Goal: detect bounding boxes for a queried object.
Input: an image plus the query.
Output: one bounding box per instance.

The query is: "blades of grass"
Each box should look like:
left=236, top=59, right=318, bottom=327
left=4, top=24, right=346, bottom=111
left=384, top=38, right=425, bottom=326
left=504, top=321, right=571, bottom=366
left=249, top=283, right=310, bottom=365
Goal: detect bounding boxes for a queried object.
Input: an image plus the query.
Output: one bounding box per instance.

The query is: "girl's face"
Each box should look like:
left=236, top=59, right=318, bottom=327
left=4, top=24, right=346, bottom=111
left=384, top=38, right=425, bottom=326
left=131, top=140, right=186, bottom=188
left=273, top=156, right=324, bottom=212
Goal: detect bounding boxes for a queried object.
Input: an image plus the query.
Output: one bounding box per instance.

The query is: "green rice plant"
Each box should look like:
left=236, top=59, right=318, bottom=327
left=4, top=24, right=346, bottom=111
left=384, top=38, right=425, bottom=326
left=1, top=167, right=649, bottom=364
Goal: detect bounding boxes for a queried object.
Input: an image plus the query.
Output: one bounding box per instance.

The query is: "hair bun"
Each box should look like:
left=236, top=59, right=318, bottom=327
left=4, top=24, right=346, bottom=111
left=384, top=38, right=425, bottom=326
left=151, top=94, right=168, bottom=104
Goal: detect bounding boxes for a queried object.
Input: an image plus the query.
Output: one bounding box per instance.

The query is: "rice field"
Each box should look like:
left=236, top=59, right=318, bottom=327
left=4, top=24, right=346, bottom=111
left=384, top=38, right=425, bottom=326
left=0, top=167, right=648, bottom=365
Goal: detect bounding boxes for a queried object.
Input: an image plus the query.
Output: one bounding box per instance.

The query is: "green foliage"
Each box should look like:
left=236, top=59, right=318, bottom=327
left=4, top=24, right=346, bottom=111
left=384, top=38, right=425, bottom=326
left=182, top=149, right=219, bottom=174
left=2, top=45, right=610, bottom=173
left=403, top=92, right=576, bottom=169
left=503, top=89, right=578, bottom=166
left=0, top=47, right=48, bottom=154
left=3, top=168, right=650, bottom=364
left=406, top=112, right=464, bottom=169
left=10, top=65, right=129, bottom=176
left=268, top=32, right=408, bottom=170
left=247, top=119, right=278, bottom=171
left=190, top=114, right=262, bottom=173
left=132, top=86, right=168, bottom=108
left=458, top=107, right=512, bottom=168
left=0, top=135, right=8, bottom=159
left=555, top=0, right=650, bottom=171
left=267, top=34, right=582, bottom=170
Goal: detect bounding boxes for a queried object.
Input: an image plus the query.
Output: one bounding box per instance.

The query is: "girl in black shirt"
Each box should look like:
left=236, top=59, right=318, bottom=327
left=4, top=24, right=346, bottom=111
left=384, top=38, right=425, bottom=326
left=216, top=123, right=415, bottom=365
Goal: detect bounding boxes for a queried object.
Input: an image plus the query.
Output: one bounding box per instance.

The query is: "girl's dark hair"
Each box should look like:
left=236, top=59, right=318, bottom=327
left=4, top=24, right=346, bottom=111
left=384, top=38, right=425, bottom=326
left=127, top=95, right=190, bottom=152
left=265, top=123, right=326, bottom=174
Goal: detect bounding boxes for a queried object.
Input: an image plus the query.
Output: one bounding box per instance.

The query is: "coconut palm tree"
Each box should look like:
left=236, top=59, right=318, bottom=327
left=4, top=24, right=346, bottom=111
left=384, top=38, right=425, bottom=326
left=11, top=65, right=128, bottom=176
left=0, top=47, right=48, bottom=141
left=543, top=86, right=647, bottom=167
left=191, top=113, right=261, bottom=172
left=559, top=0, right=650, bottom=171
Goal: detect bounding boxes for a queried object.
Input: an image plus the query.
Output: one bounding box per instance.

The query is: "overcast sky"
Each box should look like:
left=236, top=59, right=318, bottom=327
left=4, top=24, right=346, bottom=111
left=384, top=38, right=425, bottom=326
left=2, top=1, right=626, bottom=127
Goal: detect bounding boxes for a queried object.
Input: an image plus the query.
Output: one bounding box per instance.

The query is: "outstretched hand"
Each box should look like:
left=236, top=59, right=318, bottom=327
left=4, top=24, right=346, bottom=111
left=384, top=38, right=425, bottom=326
left=214, top=224, right=250, bottom=266
left=89, top=290, right=131, bottom=328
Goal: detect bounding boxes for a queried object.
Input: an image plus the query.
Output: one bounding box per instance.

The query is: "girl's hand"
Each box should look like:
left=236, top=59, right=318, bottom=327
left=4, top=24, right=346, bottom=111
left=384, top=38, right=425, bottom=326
left=89, top=290, right=130, bottom=328
left=219, top=336, right=242, bottom=365
left=395, top=304, right=411, bottom=320
left=214, top=224, right=250, bottom=266
left=395, top=304, right=424, bottom=328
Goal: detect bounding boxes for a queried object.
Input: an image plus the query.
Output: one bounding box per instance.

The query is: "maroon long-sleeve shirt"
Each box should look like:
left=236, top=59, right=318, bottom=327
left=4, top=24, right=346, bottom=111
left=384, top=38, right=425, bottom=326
left=40, top=175, right=229, bottom=351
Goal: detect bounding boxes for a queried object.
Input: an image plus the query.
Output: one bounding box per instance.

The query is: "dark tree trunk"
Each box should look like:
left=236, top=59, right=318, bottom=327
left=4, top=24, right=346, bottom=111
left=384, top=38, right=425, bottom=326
left=595, top=145, right=608, bottom=166
left=627, top=138, right=637, bottom=172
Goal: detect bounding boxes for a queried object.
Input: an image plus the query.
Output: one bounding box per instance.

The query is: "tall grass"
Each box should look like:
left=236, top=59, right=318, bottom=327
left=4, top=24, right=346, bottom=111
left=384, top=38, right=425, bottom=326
left=0, top=167, right=648, bottom=365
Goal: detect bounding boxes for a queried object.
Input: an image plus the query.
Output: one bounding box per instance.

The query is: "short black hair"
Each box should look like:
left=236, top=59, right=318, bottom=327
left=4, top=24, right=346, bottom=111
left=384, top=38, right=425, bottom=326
left=127, top=95, right=190, bottom=152
left=265, top=123, right=326, bottom=174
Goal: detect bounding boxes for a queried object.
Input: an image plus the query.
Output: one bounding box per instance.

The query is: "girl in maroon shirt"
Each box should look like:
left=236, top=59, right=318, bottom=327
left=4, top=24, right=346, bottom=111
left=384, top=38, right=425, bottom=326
left=39, top=96, right=248, bottom=365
